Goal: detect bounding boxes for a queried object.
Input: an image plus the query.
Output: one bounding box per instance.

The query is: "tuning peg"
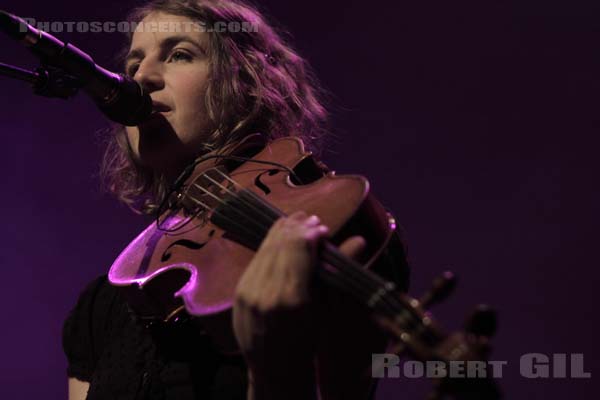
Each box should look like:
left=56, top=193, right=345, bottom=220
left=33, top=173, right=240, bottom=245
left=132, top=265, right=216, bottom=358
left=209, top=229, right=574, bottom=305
left=419, top=271, right=457, bottom=309
left=464, top=304, right=497, bottom=338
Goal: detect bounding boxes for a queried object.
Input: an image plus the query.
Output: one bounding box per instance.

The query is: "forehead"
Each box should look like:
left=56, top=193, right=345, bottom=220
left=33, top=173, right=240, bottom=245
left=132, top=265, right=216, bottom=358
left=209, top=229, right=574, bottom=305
left=129, top=11, right=208, bottom=50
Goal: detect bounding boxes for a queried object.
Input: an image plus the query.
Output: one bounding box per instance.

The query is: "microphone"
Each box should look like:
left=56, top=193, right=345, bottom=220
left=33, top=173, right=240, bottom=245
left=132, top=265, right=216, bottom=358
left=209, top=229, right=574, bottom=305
left=0, top=10, right=152, bottom=126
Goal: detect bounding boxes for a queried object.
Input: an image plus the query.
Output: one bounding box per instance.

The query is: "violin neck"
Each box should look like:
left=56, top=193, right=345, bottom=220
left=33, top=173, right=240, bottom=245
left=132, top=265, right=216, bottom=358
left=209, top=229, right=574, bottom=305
left=211, top=187, right=440, bottom=355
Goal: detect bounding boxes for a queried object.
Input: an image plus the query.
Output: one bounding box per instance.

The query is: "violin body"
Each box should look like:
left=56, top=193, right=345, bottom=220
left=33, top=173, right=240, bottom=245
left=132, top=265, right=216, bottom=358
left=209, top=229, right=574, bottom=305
left=108, top=136, right=407, bottom=349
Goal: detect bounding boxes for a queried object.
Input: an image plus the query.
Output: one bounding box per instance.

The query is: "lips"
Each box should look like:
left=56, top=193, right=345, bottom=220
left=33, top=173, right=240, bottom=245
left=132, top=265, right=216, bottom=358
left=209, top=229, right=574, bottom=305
left=151, top=101, right=172, bottom=114
left=139, top=101, right=173, bottom=127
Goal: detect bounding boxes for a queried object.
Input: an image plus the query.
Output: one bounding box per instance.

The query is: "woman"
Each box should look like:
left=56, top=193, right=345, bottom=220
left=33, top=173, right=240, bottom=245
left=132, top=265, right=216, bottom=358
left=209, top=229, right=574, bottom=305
left=63, top=1, right=406, bottom=399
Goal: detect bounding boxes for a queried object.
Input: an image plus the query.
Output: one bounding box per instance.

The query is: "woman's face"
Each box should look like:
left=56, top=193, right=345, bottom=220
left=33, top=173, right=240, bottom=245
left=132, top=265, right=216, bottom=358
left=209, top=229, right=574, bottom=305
left=124, top=12, right=212, bottom=175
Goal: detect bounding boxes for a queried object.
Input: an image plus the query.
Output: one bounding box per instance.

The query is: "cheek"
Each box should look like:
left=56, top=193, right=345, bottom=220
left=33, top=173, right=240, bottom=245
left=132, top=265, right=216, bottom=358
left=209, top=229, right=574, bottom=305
left=173, top=66, right=209, bottom=106
left=177, top=80, right=208, bottom=115
left=173, top=77, right=211, bottom=141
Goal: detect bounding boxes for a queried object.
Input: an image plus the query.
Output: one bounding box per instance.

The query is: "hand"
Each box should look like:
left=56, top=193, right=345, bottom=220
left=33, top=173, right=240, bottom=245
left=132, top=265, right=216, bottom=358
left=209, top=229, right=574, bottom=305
left=232, top=211, right=365, bottom=398
left=232, top=211, right=326, bottom=365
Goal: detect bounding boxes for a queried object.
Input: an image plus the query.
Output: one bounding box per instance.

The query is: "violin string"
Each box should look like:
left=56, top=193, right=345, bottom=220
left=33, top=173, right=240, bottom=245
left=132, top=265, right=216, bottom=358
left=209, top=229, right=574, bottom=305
left=227, top=185, right=433, bottom=342
left=205, top=173, right=390, bottom=304
left=318, top=237, right=438, bottom=342
left=190, top=182, right=267, bottom=234
left=184, top=171, right=273, bottom=243
left=192, top=192, right=380, bottom=305
left=228, top=187, right=412, bottom=312
left=239, top=188, right=425, bottom=331
left=180, top=169, right=434, bottom=344
left=183, top=175, right=382, bottom=304
left=192, top=171, right=419, bottom=319
left=199, top=166, right=287, bottom=233
left=223, top=190, right=382, bottom=298
left=204, top=169, right=279, bottom=226
left=225, top=188, right=434, bottom=344
left=159, top=151, right=297, bottom=231
left=206, top=170, right=380, bottom=306
left=184, top=153, right=303, bottom=185
left=186, top=193, right=265, bottom=248
left=319, top=244, right=419, bottom=319
left=320, top=243, right=434, bottom=341
left=212, top=176, right=402, bottom=306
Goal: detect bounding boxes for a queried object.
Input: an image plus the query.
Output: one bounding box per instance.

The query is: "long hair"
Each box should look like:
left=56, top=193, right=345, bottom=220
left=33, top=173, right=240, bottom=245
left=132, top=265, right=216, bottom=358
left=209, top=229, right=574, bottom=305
left=101, top=0, right=330, bottom=214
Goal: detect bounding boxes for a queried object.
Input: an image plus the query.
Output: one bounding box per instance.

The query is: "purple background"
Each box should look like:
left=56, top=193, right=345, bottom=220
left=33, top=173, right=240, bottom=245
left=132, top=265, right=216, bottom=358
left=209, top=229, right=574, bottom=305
left=0, top=0, right=598, bottom=398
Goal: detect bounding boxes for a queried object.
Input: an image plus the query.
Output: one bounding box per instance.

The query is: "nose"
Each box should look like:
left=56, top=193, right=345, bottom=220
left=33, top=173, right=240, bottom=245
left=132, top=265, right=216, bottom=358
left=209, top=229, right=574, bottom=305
left=133, top=57, right=165, bottom=93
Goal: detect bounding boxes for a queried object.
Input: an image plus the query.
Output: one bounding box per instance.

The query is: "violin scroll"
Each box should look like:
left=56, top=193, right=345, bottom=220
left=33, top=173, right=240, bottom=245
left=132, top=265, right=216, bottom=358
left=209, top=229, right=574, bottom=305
left=378, top=273, right=501, bottom=399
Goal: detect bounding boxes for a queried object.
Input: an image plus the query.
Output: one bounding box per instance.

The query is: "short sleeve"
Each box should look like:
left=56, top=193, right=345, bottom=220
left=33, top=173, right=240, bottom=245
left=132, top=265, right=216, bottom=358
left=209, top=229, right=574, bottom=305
left=62, top=274, right=118, bottom=381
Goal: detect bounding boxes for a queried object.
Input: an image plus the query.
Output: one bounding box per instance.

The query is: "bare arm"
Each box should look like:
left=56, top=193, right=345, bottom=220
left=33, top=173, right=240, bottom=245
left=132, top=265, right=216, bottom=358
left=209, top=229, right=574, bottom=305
left=68, top=377, right=89, bottom=400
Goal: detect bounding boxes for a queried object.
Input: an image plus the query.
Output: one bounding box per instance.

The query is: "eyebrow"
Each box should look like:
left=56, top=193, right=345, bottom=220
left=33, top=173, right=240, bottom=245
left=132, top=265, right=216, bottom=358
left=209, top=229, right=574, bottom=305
left=125, top=35, right=206, bottom=65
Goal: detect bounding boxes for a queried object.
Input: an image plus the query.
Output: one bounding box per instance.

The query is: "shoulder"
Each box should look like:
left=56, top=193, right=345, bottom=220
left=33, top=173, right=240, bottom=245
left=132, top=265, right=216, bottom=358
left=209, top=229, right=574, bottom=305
left=62, top=274, right=123, bottom=381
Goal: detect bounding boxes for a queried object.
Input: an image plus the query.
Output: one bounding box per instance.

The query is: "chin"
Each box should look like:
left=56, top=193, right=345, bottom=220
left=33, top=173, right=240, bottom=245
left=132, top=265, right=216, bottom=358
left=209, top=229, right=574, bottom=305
left=132, top=130, right=191, bottom=175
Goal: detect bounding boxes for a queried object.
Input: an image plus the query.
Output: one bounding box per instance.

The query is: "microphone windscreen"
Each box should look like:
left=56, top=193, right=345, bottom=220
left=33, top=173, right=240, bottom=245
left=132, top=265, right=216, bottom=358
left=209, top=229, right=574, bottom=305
left=0, top=10, right=28, bottom=41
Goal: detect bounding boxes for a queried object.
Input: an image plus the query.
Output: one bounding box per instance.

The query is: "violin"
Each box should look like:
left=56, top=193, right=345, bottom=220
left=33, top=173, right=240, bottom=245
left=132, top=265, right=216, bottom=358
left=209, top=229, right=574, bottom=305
left=108, top=135, right=500, bottom=399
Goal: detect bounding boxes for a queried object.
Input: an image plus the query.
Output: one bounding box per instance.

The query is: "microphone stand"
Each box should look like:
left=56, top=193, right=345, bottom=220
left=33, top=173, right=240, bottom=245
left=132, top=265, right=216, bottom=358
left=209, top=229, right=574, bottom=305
left=0, top=61, right=81, bottom=99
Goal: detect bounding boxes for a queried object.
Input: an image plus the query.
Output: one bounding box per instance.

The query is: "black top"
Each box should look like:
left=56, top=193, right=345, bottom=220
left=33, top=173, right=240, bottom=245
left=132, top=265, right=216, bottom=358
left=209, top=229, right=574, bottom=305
left=62, top=275, right=248, bottom=400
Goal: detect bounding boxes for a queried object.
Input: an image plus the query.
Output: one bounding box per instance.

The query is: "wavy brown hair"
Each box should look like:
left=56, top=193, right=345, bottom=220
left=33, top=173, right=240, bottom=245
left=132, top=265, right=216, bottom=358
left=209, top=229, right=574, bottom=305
left=101, top=0, right=330, bottom=214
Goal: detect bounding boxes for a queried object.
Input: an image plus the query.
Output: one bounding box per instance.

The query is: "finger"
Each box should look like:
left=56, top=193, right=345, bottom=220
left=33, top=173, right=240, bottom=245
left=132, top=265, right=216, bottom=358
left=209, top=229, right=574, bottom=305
left=303, top=223, right=329, bottom=244
left=288, top=210, right=308, bottom=221
left=304, top=214, right=321, bottom=226
left=338, top=235, right=366, bottom=261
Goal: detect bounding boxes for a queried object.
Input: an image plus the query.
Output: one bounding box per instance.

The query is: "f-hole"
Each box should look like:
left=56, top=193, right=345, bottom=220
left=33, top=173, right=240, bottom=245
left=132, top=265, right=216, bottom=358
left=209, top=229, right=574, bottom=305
left=254, top=169, right=279, bottom=195
left=161, top=229, right=216, bottom=262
